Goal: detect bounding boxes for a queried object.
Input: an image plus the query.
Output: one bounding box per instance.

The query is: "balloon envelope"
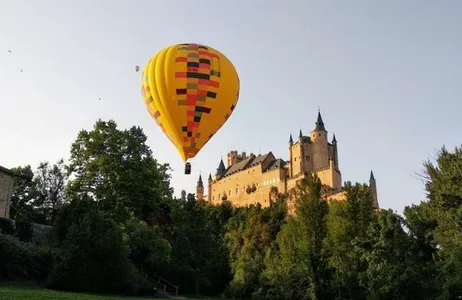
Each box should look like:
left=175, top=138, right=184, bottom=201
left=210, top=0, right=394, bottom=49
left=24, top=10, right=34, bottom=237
left=141, top=43, right=240, bottom=162
left=135, top=66, right=140, bottom=72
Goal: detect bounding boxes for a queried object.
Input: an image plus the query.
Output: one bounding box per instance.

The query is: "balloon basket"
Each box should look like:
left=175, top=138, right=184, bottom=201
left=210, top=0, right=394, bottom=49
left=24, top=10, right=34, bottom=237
left=184, top=162, right=191, bottom=175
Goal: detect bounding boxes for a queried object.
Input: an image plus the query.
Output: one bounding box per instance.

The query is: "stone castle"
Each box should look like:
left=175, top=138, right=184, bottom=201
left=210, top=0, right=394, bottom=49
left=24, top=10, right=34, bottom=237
left=195, top=111, right=378, bottom=212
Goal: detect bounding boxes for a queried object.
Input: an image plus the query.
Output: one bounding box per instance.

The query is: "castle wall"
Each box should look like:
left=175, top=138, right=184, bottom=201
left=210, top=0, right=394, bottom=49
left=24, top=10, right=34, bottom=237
left=326, top=191, right=347, bottom=202
left=315, top=167, right=334, bottom=188
left=310, top=131, right=329, bottom=170
left=290, top=143, right=301, bottom=175
left=332, top=169, right=342, bottom=191
left=301, top=143, right=313, bottom=174
left=210, top=161, right=288, bottom=208
left=328, top=145, right=334, bottom=159
left=0, top=170, right=13, bottom=218
left=210, top=164, right=263, bottom=206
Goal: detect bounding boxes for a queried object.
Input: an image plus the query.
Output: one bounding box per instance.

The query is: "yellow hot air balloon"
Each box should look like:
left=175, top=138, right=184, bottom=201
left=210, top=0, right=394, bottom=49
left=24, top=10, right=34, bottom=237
left=141, top=43, right=240, bottom=174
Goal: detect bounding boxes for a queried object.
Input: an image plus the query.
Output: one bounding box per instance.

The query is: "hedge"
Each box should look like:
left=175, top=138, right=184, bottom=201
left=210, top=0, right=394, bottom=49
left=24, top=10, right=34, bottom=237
left=0, top=217, right=53, bottom=246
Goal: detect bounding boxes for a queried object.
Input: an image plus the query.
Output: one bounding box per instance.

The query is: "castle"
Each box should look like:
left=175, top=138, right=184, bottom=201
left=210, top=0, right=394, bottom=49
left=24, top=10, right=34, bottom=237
left=195, top=111, right=378, bottom=212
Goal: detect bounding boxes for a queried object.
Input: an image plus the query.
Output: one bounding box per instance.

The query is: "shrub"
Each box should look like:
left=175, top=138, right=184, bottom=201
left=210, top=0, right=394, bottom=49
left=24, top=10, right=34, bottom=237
left=0, top=217, right=15, bottom=235
left=31, top=223, right=54, bottom=246
left=124, top=218, right=171, bottom=276
left=15, top=220, right=33, bottom=242
left=46, top=198, right=138, bottom=294
left=0, top=234, right=52, bottom=281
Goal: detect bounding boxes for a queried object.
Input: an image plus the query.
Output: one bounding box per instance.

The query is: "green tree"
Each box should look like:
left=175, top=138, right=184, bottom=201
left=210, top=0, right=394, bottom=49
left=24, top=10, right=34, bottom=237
left=66, top=119, right=173, bottom=226
left=9, top=165, right=35, bottom=222
left=324, top=182, right=375, bottom=299
left=420, top=145, right=462, bottom=298
left=47, top=197, right=142, bottom=294
left=258, top=175, right=331, bottom=300
left=124, top=217, right=172, bottom=277
left=33, top=159, right=68, bottom=225
left=224, top=198, right=287, bottom=299
left=168, top=194, right=234, bottom=296
left=355, top=209, right=437, bottom=300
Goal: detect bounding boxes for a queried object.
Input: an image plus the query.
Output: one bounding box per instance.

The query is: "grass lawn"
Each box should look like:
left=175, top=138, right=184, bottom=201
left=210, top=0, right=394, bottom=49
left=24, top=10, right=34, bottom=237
left=0, top=282, right=223, bottom=300
left=0, top=282, right=170, bottom=300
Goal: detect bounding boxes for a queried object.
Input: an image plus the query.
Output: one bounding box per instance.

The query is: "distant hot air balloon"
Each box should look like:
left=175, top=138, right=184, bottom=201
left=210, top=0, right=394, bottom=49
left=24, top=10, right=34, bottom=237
left=141, top=43, right=240, bottom=174
left=135, top=66, right=140, bottom=72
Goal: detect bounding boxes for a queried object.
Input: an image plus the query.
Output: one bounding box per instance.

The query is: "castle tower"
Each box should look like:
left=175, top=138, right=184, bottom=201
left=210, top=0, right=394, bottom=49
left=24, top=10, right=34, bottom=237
left=196, top=174, right=204, bottom=200
left=227, top=151, right=247, bottom=167
left=369, top=170, right=379, bottom=208
left=289, top=129, right=305, bottom=176
left=310, top=110, right=329, bottom=170
left=288, top=134, right=294, bottom=177
left=215, top=158, right=226, bottom=180
left=207, top=173, right=212, bottom=202
left=298, top=129, right=306, bottom=174
left=332, top=133, right=339, bottom=168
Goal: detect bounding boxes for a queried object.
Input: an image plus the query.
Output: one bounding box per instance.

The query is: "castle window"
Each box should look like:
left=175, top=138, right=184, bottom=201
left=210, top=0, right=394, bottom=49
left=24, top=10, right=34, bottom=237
left=236, top=187, right=239, bottom=194
left=213, top=196, right=215, bottom=201
left=306, top=155, right=310, bottom=161
left=294, top=157, right=297, bottom=162
left=218, top=194, right=221, bottom=199
left=229, top=190, right=232, bottom=196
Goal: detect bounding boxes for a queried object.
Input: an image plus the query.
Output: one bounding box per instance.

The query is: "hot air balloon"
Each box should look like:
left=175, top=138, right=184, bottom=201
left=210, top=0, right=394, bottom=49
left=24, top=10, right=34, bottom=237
left=135, top=66, right=140, bottom=72
left=141, top=43, right=240, bottom=174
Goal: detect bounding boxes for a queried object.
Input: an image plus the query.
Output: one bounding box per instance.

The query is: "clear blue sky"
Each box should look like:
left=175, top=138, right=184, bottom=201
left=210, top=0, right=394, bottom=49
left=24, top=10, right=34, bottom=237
left=1, top=0, right=461, bottom=213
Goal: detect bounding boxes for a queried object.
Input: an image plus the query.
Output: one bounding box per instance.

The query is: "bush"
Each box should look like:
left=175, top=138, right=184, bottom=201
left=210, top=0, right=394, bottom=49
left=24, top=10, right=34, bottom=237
left=124, top=218, right=171, bottom=276
left=31, top=223, right=54, bottom=246
left=0, top=217, right=15, bottom=235
left=0, top=234, right=53, bottom=281
left=15, top=220, right=33, bottom=242
left=46, top=198, right=139, bottom=294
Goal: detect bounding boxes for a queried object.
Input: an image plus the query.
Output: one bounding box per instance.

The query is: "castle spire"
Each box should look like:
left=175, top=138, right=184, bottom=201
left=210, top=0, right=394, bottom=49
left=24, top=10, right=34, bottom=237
left=314, top=110, right=326, bottom=131
left=299, top=128, right=303, bottom=138
left=216, top=158, right=226, bottom=176
left=208, top=173, right=212, bottom=181
left=197, top=174, right=203, bottom=188
left=289, top=134, right=293, bottom=144
left=332, top=133, right=339, bottom=168
left=369, top=170, right=378, bottom=208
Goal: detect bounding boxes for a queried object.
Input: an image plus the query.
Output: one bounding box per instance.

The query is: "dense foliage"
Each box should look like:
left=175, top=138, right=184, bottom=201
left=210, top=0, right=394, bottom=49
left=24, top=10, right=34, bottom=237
left=2, top=119, right=462, bottom=299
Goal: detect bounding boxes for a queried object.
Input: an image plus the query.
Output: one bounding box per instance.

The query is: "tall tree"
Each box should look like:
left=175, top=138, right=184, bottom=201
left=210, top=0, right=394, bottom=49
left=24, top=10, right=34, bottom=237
left=355, top=209, right=437, bottom=300
left=324, top=182, right=375, bottom=299
left=420, top=145, right=462, bottom=297
left=66, top=119, right=173, bottom=226
left=33, top=159, right=68, bottom=224
left=47, top=197, right=140, bottom=294
left=224, top=198, right=287, bottom=299
left=259, top=175, right=331, bottom=300
left=9, top=166, right=35, bottom=222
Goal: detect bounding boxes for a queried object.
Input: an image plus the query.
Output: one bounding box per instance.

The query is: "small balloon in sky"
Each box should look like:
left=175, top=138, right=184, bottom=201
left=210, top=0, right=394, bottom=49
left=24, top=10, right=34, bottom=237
left=141, top=43, right=240, bottom=174
left=135, top=66, right=140, bottom=72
